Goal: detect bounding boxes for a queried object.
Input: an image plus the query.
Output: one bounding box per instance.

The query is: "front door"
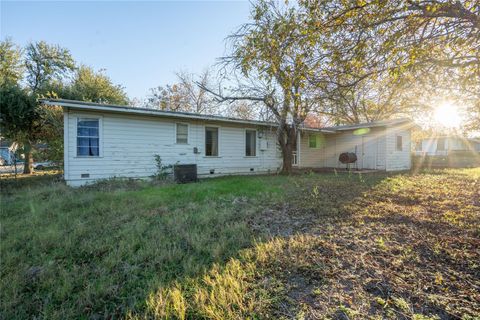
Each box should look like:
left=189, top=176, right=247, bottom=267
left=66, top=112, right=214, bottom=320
left=361, top=136, right=377, bottom=169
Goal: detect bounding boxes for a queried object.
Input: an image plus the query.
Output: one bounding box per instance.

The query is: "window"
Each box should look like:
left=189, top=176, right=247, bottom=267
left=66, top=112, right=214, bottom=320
left=77, top=118, right=99, bottom=156
left=309, top=134, right=323, bottom=148
left=176, top=123, right=188, bottom=144
left=396, top=135, right=403, bottom=151
left=245, top=130, right=256, bottom=156
left=437, top=138, right=445, bottom=151
left=205, top=127, right=219, bottom=156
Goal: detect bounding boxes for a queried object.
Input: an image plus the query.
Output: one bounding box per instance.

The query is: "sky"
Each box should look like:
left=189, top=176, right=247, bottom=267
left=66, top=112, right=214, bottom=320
left=1, top=0, right=251, bottom=99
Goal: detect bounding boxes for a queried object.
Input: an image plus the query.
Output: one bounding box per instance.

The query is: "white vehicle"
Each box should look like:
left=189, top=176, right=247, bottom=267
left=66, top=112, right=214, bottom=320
left=33, top=161, right=54, bottom=170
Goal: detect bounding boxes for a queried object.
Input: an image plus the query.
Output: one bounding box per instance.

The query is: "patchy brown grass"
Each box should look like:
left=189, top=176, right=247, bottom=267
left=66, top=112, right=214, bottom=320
left=3, top=169, right=479, bottom=319
left=252, top=169, right=480, bottom=319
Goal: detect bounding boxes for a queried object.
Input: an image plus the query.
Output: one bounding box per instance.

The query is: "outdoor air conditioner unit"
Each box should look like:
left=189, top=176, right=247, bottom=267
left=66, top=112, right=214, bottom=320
left=174, top=164, right=197, bottom=183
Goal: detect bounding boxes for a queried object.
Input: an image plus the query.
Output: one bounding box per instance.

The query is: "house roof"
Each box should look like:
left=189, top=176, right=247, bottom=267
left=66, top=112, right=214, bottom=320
left=40, top=99, right=414, bottom=133
left=40, top=98, right=281, bottom=128
left=320, top=118, right=415, bottom=131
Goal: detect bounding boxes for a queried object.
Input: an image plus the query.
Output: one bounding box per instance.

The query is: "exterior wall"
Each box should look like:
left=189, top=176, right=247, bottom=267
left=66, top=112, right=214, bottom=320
left=298, top=132, right=328, bottom=168
left=386, top=125, right=411, bottom=171
left=64, top=107, right=413, bottom=186
left=298, top=127, right=388, bottom=170
left=65, top=109, right=281, bottom=186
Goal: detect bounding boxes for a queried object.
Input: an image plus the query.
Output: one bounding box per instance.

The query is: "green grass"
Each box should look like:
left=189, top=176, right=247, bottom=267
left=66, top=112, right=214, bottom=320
left=1, top=169, right=479, bottom=319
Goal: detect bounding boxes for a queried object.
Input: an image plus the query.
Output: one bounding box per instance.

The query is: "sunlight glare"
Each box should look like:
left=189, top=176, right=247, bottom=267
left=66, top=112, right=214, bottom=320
left=434, top=102, right=462, bottom=128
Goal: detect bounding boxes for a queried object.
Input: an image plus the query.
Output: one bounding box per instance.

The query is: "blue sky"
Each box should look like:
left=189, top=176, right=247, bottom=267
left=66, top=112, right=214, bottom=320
left=1, top=1, right=251, bottom=99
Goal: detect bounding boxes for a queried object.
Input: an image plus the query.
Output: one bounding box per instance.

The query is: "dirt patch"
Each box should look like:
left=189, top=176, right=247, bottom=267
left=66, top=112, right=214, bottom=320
left=252, top=171, right=480, bottom=319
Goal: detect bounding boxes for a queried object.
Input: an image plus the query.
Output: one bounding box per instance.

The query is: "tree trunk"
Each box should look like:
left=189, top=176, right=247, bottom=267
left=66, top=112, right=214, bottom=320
left=278, top=124, right=297, bottom=175
left=23, top=142, right=34, bottom=174
left=281, top=143, right=293, bottom=174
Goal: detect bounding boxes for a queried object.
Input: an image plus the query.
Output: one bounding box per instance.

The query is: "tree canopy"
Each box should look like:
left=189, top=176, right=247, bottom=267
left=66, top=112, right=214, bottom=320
left=0, top=39, right=130, bottom=172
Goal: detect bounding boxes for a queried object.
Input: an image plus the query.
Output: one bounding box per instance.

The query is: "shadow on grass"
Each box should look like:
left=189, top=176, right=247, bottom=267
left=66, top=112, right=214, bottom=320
left=124, top=172, right=394, bottom=319
left=4, top=170, right=478, bottom=319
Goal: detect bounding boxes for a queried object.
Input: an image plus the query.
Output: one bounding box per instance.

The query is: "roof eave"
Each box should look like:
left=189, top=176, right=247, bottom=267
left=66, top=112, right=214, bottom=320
left=41, top=99, right=277, bottom=127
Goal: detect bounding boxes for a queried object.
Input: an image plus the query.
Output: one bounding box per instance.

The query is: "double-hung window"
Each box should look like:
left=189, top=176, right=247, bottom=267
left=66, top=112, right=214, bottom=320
left=205, top=127, right=219, bottom=156
left=245, top=130, right=256, bottom=156
left=176, top=123, right=188, bottom=144
left=77, top=118, right=100, bottom=156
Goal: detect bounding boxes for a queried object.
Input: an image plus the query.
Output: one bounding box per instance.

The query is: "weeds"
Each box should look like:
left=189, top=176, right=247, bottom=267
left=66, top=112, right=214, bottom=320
left=153, top=154, right=173, bottom=180
left=1, top=169, right=479, bottom=319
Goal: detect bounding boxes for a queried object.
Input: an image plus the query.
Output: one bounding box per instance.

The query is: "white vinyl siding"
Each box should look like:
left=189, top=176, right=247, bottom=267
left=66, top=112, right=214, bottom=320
left=386, top=126, right=411, bottom=171
left=63, top=107, right=412, bottom=186
left=64, top=111, right=281, bottom=186
left=299, top=128, right=388, bottom=170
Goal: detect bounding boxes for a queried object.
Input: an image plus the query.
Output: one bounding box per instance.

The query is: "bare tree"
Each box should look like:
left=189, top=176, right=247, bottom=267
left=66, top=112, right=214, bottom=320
left=201, top=1, right=322, bottom=173
left=145, top=69, right=218, bottom=114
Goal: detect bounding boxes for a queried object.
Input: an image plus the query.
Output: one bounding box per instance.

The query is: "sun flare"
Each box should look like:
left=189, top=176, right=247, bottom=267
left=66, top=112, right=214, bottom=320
left=434, top=102, right=462, bottom=128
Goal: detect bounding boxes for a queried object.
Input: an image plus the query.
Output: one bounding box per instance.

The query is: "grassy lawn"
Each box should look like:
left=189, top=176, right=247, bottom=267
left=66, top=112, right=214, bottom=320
left=1, top=169, right=479, bottom=319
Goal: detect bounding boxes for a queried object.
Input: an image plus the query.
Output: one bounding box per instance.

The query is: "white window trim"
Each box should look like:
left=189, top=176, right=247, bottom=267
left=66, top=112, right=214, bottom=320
left=175, top=122, right=190, bottom=145
left=74, top=116, right=103, bottom=158
left=244, top=128, right=258, bottom=157
left=204, top=125, right=221, bottom=157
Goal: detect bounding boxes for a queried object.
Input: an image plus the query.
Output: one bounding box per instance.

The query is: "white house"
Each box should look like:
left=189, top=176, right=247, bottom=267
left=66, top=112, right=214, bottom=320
left=414, top=136, right=480, bottom=156
left=41, top=99, right=414, bottom=186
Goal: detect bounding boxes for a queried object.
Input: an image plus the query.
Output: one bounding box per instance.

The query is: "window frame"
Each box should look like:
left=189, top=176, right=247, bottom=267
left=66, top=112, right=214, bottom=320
left=309, top=134, right=322, bottom=149
left=204, top=126, right=220, bottom=157
left=175, top=122, right=189, bottom=145
left=396, top=135, right=403, bottom=151
left=75, top=116, right=103, bottom=158
left=245, top=129, right=257, bottom=157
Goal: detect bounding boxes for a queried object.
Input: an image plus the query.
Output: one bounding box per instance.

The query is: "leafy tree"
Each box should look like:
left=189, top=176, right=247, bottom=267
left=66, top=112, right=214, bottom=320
left=303, top=0, right=479, bottom=127
left=40, top=66, right=130, bottom=161
left=0, top=39, right=23, bottom=86
left=209, top=0, right=321, bottom=173
left=24, top=41, right=75, bottom=92
left=65, top=65, right=129, bottom=104
left=0, top=41, right=76, bottom=173
left=0, top=85, right=39, bottom=171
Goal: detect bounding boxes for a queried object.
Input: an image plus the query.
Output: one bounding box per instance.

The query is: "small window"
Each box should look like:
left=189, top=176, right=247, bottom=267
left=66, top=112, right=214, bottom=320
left=309, top=134, right=323, bottom=148
left=176, top=123, right=188, bottom=144
left=396, top=135, right=403, bottom=151
left=246, top=130, right=256, bottom=156
left=77, top=118, right=99, bottom=156
left=309, top=135, right=316, bottom=148
left=205, top=127, right=219, bottom=156
left=437, top=138, right=445, bottom=151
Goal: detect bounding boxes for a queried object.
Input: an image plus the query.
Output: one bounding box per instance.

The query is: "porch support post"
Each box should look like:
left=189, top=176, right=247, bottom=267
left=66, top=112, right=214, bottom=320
left=297, top=130, right=301, bottom=168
